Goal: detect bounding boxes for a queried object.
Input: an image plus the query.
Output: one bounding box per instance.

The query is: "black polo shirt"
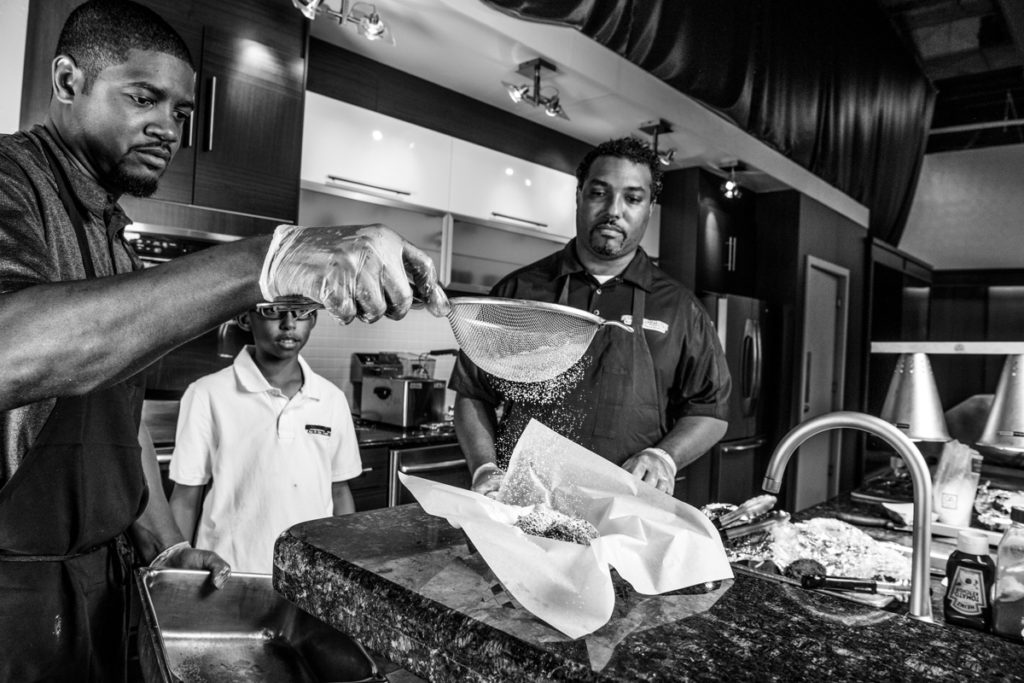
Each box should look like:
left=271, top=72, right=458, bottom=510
left=449, top=240, right=731, bottom=425
left=0, top=125, right=141, bottom=487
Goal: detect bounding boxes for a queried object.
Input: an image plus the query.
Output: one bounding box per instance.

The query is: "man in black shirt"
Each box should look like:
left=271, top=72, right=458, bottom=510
left=451, top=137, right=730, bottom=498
left=0, top=2, right=447, bottom=680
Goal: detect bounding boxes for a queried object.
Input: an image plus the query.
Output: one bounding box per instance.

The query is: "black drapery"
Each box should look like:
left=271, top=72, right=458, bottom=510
left=481, top=0, right=935, bottom=245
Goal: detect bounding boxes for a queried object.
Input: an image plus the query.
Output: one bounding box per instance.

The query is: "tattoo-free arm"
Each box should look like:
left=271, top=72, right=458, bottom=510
left=130, top=422, right=190, bottom=562
left=0, top=236, right=271, bottom=412
left=332, top=481, right=355, bottom=515
left=169, top=484, right=204, bottom=546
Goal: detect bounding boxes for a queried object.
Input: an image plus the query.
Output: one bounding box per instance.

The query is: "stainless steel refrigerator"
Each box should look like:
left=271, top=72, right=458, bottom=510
left=693, top=292, right=770, bottom=505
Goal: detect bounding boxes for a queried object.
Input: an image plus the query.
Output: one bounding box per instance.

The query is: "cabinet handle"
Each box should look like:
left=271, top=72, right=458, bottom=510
left=399, top=459, right=466, bottom=474
left=491, top=211, right=548, bottom=228
left=182, top=112, right=193, bottom=149
left=204, top=76, right=217, bottom=152
left=326, top=175, right=411, bottom=196
left=721, top=438, right=767, bottom=454
left=726, top=236, right=737, bottom=272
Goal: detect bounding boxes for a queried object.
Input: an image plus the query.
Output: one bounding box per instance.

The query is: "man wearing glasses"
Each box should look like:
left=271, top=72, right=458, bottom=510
left=168, top=299, right=361, bottom=574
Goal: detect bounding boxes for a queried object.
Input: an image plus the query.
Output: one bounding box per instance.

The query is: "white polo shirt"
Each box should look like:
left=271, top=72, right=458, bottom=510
left=170, top=348, right=361, bottom=574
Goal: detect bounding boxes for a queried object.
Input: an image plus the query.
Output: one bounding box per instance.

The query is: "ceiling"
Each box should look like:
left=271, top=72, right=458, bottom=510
left=306, top=0, right=805, bottom=196
left=879, top=0, right=1024, bottom=269
left=308, top=0, right=1023, bottom=270
left=877, top=0, right=1024, bottom=153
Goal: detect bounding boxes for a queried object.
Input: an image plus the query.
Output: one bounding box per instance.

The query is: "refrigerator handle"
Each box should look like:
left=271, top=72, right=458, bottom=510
left=803, top=352, right=812, bottom=413
left=750, top=319, right=763, bottom=408
left=741, top=319, right=763, bottom=405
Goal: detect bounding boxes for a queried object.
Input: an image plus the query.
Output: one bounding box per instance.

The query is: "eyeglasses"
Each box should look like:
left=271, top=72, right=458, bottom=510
left=253, top=305, right=319, bottom=321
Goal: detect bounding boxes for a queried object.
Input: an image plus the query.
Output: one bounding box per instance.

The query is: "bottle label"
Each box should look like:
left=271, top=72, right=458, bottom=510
left=949, top=565, right=988, bottom=616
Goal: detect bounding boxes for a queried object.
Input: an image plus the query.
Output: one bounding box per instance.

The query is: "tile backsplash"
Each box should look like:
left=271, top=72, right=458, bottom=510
left=297, top=188, right=460, bottom=413
left=302, top=307, right=459, bottom=414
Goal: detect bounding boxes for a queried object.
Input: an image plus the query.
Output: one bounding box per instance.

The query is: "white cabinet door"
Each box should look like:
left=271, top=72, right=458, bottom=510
left=301, top=93, right=452, bottom=212
left=448, top=139, right=577, bottom=239
left=448, top=218, right=560, bottom=293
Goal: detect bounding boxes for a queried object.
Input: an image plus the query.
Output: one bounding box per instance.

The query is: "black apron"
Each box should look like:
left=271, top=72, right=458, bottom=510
left=0, top=142, right=148, bottom=683
left=493, top=279, right=666, bottom=467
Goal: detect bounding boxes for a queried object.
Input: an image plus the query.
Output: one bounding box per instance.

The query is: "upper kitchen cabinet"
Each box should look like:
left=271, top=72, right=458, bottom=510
left=301, top=93, right=453, bottom=213
left=20, top=0, right=307, bottom=227
left=696, top=171, right=757, bottom=297
left=449, top=139, right=577, bottom=240
left=182, top=24, right=305, bottom=222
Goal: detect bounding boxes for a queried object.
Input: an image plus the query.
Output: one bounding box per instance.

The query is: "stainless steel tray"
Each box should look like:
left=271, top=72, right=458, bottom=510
left=135, top=568, right=385, bottom=683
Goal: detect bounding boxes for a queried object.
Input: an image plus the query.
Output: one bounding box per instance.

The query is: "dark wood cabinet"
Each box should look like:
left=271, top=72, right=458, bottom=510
left=674, top=455, right=711, bottom=509
left=695, top=171, right=757, bottom=297
left=674, top=437, right=769, bottom=508
left=351, top=446, right=389, bottom=512
left=657, top=167, right=757, bottom=298
left=710, top=437, right=769, bottom=505
left=20, top=0, right=307, bottom=227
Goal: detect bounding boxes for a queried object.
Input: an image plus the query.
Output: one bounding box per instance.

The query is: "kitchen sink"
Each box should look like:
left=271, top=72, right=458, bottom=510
left=135, top=568, right=385, bottom=683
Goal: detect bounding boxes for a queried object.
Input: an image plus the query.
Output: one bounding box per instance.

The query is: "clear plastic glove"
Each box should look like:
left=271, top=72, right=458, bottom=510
left=622, top=447, right=677, bottom=495
left=150, top=541, right=231, bottom=589
left=260, top=224, right=450, bottom=323
left=471, top=462, right=505, bottom=499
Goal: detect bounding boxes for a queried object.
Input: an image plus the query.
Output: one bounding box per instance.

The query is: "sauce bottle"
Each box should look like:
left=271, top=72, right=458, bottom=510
left=943, top=529, right=995, bottom=631
left=993, top=506, right=1024, bottom=642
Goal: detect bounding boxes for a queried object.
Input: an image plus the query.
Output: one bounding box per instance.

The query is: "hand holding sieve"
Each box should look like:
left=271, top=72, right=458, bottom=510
left=446, top=297, right=633, bottom=384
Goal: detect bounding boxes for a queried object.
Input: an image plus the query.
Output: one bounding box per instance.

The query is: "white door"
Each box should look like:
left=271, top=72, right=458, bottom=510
left=793, top=256, right=849, bottom=511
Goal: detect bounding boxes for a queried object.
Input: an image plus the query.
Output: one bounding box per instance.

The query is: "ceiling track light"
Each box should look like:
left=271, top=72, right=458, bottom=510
left=638, top=119, right=676, bottom=166
left=501, top=58, right=570, bottom=121
left=720, top=164, right=743, bottom=199
left=292, top=0, right=394, bottom=45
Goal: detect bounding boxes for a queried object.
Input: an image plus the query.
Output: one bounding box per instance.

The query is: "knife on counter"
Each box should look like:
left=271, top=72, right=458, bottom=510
left=836, top=511, right=912, bottom=532
left=800, top=573, right=911, bottom=597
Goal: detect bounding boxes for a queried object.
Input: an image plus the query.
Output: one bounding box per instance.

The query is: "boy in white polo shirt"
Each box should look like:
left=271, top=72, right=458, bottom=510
left=169, top=300, right=361, bottom=574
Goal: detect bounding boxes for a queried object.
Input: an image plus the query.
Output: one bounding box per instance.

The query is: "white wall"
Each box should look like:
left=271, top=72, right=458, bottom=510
left=901, top=143, right=1024, bottom=270
left=0, top=0, right=29, bottom=133
left=297, top=189, right=459, bottom=413
left=302, top=309, right=459, bottom=415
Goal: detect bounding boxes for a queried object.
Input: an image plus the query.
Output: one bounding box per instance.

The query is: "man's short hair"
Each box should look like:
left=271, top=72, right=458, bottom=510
left=575, top=136, right=664, bottom=201
left=56, top=0, right=194, bottom=92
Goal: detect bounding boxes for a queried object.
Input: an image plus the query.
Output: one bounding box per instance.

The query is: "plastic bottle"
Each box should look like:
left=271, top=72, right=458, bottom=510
left=993, top=506, right=1024, bottom=642
left=943, top=530, right=995, bottom=631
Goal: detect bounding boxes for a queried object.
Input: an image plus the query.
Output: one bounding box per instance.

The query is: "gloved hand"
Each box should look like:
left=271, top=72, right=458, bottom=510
left=471, top=462, right=505, bottom=499
left=622, top=447, right=677, bottom=495
left=150, top=541, right=231, bottom=589
left=259, top=224, right=450, bottom=324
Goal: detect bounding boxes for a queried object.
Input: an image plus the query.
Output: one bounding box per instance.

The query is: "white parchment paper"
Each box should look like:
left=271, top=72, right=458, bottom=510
left=399, top=419, right=733, bottom=638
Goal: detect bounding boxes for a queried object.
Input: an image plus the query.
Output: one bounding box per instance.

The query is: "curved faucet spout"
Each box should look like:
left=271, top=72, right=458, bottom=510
left=761, top=411, right=933, bottom=622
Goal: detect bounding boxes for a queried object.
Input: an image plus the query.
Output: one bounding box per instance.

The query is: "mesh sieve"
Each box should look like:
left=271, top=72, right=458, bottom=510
left=447, top=297, right=633, bottom=383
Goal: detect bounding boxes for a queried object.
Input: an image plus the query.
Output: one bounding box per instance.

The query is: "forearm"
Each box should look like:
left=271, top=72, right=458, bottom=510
left=0, top=235, right=270, bottom=411
left=169, top=485, right=203, bottom=545
left=454, top=394, right=499, bottom=473
left=332, top=481, right=355, bottom=515
left=131, top=426, right=188, bottom=563
left=656, top=416, right=729, bottom=469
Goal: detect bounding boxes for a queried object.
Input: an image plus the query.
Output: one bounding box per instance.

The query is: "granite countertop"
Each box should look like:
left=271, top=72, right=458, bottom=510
left=274, top=500, right=1024, bottom=682
left=354, top=422, right=457, bottom=449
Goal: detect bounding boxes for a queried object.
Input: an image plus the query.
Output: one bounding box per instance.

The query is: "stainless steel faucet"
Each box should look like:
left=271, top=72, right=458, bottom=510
left=761, top=411, right=934, bottom=622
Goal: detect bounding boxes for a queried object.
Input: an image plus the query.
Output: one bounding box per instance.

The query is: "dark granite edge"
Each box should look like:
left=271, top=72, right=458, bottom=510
left=274, top=533, right=598, bottom=682
left=274, top=506, right=1024, bottom=682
